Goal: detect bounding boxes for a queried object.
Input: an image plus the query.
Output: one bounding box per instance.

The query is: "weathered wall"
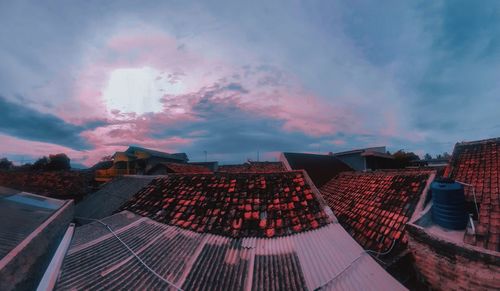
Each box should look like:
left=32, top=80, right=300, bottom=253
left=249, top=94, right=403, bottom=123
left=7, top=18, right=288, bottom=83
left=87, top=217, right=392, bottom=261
left=407, top=225, right=500, bottom=290
left=0, top=201, right=74, bottom=291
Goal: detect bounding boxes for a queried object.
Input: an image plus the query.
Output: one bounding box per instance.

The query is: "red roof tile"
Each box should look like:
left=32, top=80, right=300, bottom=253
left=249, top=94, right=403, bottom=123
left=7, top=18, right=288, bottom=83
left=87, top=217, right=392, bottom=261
left=118, top=171, right=331, bottom=238
left=218, top=161, right=286, bottom=173
left=320, top=170, right=434, bottom=255
left=0, top=170, right=96, bottom=201
left=446, top=138, right=500, bottom=252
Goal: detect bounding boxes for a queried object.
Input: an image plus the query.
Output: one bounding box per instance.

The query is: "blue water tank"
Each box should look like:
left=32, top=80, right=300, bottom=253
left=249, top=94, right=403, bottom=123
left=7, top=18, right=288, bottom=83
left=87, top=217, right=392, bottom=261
left=431, top=179, right=468, bottom=230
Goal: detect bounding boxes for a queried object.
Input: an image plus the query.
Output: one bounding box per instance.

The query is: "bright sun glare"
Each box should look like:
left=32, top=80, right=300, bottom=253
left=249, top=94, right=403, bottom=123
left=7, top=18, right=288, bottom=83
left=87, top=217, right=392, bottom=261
left=102, top=67, right=184, bottom=116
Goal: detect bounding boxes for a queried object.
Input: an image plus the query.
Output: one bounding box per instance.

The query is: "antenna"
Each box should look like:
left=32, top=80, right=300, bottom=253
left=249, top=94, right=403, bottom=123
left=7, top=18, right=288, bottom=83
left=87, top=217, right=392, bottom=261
left=203, top=150, right=207, bottom=162
left=257, top=151, right=260, bottom=162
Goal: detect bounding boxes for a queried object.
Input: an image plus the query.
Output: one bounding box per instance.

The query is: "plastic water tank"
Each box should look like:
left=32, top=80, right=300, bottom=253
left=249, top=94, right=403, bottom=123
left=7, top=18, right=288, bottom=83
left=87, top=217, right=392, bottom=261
left=431, top=179, right=468, bottom=230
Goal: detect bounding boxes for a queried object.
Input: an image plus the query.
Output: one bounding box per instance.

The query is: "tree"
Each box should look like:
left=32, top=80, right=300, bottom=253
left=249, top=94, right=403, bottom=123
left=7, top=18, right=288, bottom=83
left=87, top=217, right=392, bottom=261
left=442, top=152, right=451, bottom=159
left=32, top=154, right=71, bottom=171
left=392, top=150, right=420, bottom=168
left=32, top=156, right=49, bottom=170
left=424, top=153, right=432, bottom=160
left=46, top=153, right=71, bottom=171
left=0, top=158, right=13, bottom=170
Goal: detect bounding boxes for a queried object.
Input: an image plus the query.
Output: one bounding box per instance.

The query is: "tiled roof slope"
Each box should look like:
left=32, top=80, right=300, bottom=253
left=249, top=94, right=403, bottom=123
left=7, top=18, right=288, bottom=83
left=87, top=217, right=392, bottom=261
left=445, top=138, right=500, bottom=252
left=218, top=161, right=286, bottom=173
left=281, top=152, right=353, bottom=188
left=0, top=170, right=96, bottom=201
left=320, top=170, right=434, bottom=256
left=149, top=162, right=212, bottom=174
left=55, top=211, right=405, bottom=291
left=75, top=176, right=155, bottom=223
left=118, top=171, right=331, bottom=238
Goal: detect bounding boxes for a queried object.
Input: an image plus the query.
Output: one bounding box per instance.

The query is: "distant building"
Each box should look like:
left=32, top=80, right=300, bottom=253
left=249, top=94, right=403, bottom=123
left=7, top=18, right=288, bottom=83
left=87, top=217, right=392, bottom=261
left=407, top=137, right=500, bottom=290
left=333, top=146, right=395, bottom=171
left=147, top=162, right=212, bottom=175
left=95, top=146, right=188, bottom=182
left=189, top=161, right=219, bottom=171
left=217, top=161, right=286, bottom=173
left=280, top=152, right=353, bottom=188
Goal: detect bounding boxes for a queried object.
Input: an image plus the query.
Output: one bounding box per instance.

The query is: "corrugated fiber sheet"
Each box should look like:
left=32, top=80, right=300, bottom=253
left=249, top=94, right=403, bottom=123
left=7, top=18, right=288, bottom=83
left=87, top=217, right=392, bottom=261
left=55, top=212, right=405, bottom=291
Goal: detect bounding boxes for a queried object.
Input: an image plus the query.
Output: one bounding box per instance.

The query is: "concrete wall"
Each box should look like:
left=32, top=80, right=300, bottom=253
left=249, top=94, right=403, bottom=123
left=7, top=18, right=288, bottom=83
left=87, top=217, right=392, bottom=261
left=407, top=224, right=500, bottom=290
left=0, top=201, right=74, bottom=291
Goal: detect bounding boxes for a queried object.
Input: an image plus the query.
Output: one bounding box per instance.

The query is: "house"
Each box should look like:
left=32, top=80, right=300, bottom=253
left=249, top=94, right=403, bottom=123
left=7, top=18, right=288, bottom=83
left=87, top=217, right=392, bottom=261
left=189, top=161, right=219, bottom=171
left=53, top=171, right=405, bottom=290
left=0, top=188, right=73, bottom=291
left=217, top=161, right=286, bottom=173
left=319, top=169, right=435, bottom=283
left=95, top=146, right=188, bottom=182
left=406, top=138, right=500, bottom=290
left=280, top=152, right=353, bottom=188
left=147, top=162, right=212, bottom=175
left=333, top=146, right=395, bottom=171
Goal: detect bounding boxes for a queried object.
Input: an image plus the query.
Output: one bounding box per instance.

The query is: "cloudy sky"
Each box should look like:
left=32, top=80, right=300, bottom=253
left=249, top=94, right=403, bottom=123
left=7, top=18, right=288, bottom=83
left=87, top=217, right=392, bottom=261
left=1, top=1, right=499, bottom=166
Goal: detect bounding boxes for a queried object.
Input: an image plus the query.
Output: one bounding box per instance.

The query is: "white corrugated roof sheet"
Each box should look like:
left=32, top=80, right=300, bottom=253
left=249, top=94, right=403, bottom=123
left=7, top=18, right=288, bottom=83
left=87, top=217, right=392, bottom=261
left=56, top=211, right=405, bottom=291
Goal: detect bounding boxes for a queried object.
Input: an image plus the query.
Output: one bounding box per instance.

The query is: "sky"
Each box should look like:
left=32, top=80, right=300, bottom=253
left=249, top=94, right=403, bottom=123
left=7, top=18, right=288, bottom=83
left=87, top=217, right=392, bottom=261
left=0, top=1, right=499, bottom=166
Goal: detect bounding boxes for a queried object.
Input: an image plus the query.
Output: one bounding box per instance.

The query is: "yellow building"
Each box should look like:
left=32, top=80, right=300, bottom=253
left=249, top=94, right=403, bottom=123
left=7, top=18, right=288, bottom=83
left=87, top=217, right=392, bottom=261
left=95, top=146, right=188, bottom=182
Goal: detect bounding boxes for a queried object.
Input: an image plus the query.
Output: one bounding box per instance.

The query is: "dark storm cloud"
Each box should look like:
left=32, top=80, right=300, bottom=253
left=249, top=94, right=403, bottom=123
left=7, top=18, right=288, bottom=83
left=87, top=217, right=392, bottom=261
left=0, top=95, right=103, bottom=150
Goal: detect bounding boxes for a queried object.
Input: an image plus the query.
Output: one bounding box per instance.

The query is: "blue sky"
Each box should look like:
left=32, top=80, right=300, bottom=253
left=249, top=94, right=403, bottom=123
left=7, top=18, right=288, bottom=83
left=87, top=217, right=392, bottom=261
left=0, top=1, right=499, bottom=166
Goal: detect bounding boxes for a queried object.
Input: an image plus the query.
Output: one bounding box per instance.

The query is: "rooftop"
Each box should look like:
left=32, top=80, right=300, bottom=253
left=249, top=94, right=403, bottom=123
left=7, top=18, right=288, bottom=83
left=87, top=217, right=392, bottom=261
left=217, top=161, right=286, bottom=173
left=280, top=152, right=353, bottom=188
left=0, top=188, right=73, bottom=290
left=320, top=170, right=435, bottom=259
left=118, top=171, right=331, bottom=238
left=55, top=211, right=405, bottom=290
left=147, top=162, right=213, bottom=174
left=0, top=170, right=96, bottom=202
left=444, top=137, right=500, bottom=252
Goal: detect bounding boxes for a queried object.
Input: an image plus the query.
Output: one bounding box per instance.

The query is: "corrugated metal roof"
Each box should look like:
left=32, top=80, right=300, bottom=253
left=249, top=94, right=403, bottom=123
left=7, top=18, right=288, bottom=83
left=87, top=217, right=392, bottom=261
left=55, top=211, right=406, bottom=290
left=0, top=190, right=65, bottom=260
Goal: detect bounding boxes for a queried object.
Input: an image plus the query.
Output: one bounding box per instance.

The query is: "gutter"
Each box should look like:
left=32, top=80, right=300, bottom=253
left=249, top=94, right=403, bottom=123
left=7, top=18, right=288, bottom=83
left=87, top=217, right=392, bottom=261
left=37, top=223, right=75, bottom=291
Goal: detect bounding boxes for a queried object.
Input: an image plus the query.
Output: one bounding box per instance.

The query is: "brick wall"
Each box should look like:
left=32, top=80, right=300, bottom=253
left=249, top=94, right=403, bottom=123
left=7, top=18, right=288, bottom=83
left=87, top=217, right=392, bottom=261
left=0, top=171, right=96, bottom=201
left=407, top=225, right=500, bottom=290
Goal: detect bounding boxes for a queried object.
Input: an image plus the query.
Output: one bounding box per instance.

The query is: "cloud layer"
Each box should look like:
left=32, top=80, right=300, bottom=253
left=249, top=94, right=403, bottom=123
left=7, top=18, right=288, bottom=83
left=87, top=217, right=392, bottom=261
left=1, top=0, right=499, bottom=165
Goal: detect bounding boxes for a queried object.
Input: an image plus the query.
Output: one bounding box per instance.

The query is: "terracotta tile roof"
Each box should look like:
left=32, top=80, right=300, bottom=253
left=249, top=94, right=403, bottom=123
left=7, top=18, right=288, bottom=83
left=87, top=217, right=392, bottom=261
left=280, top=152, right=353, bottom=188
left=0, top=170, right=96, bottom=201
left=217, top=161, right=286, bottom=173
left=320, top=170, right=434, bottom=256
left=55, top=211, right=405, bottom=290
left=118, top=171, right=331, bottom=238
left=445, top=138, right=500, bottom=252
left=148, top=162, right=212, bottom=174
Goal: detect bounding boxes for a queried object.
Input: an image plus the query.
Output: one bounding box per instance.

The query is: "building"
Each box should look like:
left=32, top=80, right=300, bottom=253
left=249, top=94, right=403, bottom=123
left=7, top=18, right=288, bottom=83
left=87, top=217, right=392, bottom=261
left=147, top=162, right=212, bottom=175
left=407, top=138, right=500, bottom=290
left=95, top=146, right=188, bottom=182
left=333, top=146, right=395, bottom=171
left=53, top=171, right=405, bottom=290
left=217, top=161, right=286, bottom=173
left=280, top=152, right=353, bottom=188
left=319, top=170, right=435, bottom=283
left=189, top=161, right=219, bottom=171
left=0, top=187, right=73, bottom=291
